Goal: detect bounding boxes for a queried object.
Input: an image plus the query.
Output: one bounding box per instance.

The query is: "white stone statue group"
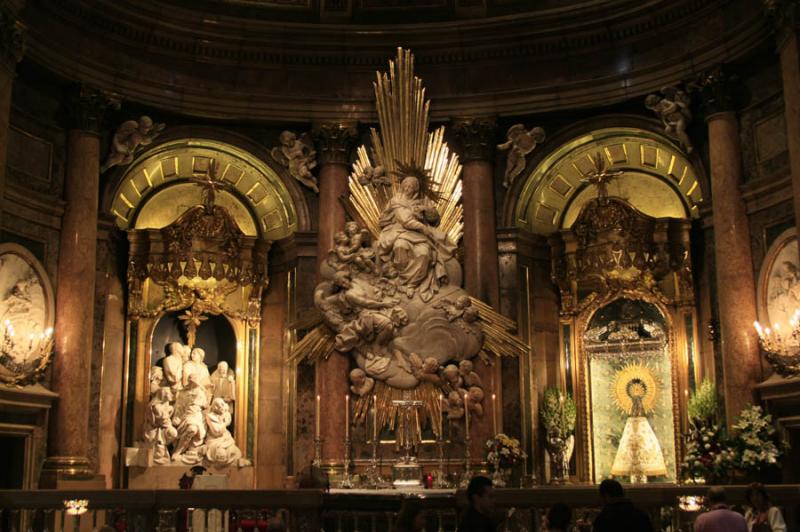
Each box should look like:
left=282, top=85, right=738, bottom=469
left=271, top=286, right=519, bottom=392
left=142, top=342, right=244, bottom=468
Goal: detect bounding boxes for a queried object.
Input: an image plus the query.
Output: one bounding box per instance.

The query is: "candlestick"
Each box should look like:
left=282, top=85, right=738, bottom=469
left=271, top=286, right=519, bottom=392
left=438, top=393, right=444, bottom=439
left=492, top=393, right=498, bottom=435
left=345, top=394, right=350, bottom=440
left=315, top=395, right=321, bottom=439
left=463, top=392, right=470, bottom=435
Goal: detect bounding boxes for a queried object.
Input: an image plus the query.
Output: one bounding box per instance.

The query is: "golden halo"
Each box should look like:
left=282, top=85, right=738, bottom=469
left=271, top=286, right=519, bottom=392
left=613, top=363, right=658, bottom=415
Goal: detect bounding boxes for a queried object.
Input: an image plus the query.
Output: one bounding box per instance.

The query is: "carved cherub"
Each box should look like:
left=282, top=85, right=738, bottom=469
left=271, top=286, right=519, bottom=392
left=410, top=354, right=443, bottom=386
left=271, top=130, right=319, bottom=193
left=101, top=116, right=165, bottom=173
left=497, top=124, right=546, bottom=188
left=434, top=295, right=472, bottom=322
left=442, top=363, right=465, bottom=395
left=645, top=87, right=693, bottom=153
left=349, top=368, right=375, bottom=396
left=458, top=359, right=483, bottom=388
left=466, top=386, right=485, bottom=418
left=344, top=221, right=375, bottom=272
left=358, top=164, right=391, bottom=187
left=447, top=390, right=465, bottom=420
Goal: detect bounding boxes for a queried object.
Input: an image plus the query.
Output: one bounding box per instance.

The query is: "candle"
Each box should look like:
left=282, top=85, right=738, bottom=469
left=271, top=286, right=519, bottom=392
left=492, top=393, right=498, bottom=435
left=372, top=394, right=378, bottom=442
left=464, top=392, right=470, bottom=435
left=439, top=393, right=444, bottom=439
left=315, top=395, right=321, bottom=439
left=345, top=394, right=350, bottom=440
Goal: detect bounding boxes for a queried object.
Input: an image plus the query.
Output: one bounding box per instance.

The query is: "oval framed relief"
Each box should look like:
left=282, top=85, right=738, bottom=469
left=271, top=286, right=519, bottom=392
left=0, top=243, right=55, bottom=386
left=757, top=228, right=800, bottom=330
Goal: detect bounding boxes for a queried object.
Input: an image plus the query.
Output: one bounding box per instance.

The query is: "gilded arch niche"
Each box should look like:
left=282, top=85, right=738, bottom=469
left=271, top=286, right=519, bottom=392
left=514, top=128, right=703, bottom=236
left=512, top=128, right=702, bottom=483
left=109, top=138, right=298, bottom=240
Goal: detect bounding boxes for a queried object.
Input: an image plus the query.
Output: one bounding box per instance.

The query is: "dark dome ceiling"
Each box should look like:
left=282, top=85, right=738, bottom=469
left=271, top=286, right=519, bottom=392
left=21, top=0, right=770, bottom=122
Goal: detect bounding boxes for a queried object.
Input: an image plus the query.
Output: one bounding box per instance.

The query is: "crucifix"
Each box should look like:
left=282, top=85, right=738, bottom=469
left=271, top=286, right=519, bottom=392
left=580, top=152, right=623, bottom=200
left=191, top=159, right=232, bottom=213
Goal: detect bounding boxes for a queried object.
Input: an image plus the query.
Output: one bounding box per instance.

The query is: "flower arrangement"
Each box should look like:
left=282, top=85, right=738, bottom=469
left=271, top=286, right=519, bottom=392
left=682, top=380, right=787, bottom=482
left=485, top=433, right=526, bottom=470
left=729, top=405, right=786, bottom=474
left=540, top=387, right=577, bottom=439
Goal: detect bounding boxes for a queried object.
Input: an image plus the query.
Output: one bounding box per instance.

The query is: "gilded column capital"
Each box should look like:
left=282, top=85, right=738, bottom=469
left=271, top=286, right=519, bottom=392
left=452, top=116, right=498, bottom=163
left=66, top=85, right=120, bottom=134
left=698, top=67, right=749, bottom=120
left=764, top=0, right=800, bottom=48
left=311, top=122, right=359, bottom=166
left=0, top=8, right=25, bottom=71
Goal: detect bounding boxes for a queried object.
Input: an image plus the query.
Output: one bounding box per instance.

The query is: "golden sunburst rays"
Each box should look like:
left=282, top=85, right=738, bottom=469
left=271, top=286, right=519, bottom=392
left=613, top=363, right=659, bottom=416
left=287, top=325, right=334, bottom=365
left=347, top=47, right=463, bottom=245
left=352, top=380, right=445, bottom=444
left=470, top=297, right=529, bottom=361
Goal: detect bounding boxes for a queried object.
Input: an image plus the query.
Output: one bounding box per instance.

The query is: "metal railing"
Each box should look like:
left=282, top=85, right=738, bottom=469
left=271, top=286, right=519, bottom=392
left=0, top=484, right=798, bottom=532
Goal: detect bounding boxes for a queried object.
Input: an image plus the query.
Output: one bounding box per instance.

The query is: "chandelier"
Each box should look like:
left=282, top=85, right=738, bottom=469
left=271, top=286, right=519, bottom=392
left=0, top=319, right=54, bottom=376
left=754, top=311, right=800, bottom=377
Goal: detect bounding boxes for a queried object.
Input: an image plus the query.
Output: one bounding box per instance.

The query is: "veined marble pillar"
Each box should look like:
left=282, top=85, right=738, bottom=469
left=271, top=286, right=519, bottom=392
left=701, top=72, right=762, bottom=424
left=42, top=88, right=112, bottom=481
left=0, top=6, right=25, bottom=226
left=766, top=1, right=800, bottom=248
left=453, top=117, right=501, bottom=456
left=311, top=122, right=358, bottom=463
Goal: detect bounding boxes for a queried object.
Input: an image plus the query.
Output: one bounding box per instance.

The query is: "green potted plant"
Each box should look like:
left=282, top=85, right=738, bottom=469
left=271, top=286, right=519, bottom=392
left=681, top=379, right=735, bottom=483
left=540, top=387, right=577, bottom=484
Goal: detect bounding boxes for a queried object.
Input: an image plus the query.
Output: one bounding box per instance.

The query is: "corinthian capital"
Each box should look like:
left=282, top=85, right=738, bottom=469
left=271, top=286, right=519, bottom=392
left=697, top=66, right=749, bottom=120
left=311, top=122, right=359, bottom=166
left=452, top=117, right=498, bottom=163
left=764, top=0, right=800, bottom=46
left=66, top=85, right=120, bottom=134
left=0, top=9, right=25, bottom=70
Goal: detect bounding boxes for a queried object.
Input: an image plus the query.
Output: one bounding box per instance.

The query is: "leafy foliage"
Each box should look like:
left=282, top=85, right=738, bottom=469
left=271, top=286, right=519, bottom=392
left=688, top=378, right=717, bottom=427
left=540, top=388, right=576, bottom=438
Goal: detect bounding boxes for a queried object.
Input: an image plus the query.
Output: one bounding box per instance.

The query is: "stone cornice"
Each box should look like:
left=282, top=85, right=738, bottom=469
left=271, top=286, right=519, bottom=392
left=22, top=0, right=771, bottom=122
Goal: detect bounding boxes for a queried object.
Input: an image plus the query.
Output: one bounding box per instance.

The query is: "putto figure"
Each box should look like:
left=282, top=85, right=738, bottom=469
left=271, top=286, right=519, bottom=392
left=645, top=86, right=693, bottom=153
left=271, top=130, right=319, bottom=193
left=101, top=116, right=165, bottom=173
left=497, top=124, right=545, bottom=189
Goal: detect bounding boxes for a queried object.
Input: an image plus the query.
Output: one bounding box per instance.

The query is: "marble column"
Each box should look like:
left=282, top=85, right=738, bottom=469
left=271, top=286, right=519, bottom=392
left=42, top=88, right=112, bottom=482
left=0, top=6, right=25, bottom=226
left=453, top=117, right=502, bottom=457
left=766, top=1, right=800, bottom=248
left=453, top=117, right=500, bottom=308
left=311, top=122, right=358, bottom=463
left=701, top=71, right=763, bottom=424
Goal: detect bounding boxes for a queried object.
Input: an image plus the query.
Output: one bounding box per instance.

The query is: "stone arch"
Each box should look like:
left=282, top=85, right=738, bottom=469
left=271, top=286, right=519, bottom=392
left=504, top=122, right=706, bottom=234
left=104, top=130, right=309, bottom=240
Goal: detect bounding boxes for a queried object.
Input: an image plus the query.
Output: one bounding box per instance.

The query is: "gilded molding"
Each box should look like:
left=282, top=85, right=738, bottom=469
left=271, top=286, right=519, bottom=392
left=311, top=122, right=358, bottom=166
left=452, top=117, right=497, bottom=163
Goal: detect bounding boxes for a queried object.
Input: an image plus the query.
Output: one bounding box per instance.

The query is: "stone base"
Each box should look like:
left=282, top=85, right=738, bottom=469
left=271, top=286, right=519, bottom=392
left=127, top=464, right=255, bottom=489
left=39, top=456, right=96, bottom=487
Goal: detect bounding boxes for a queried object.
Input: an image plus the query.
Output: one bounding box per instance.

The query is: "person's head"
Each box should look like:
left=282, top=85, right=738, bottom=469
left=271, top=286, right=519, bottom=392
left=544, top=503, right=571, bottom=531
left=706, top=486, right=727, bottom=506
left=191, top=347, right=205, bottom=363
left=395, top=498, right=426, bottom=532
left=333, top=231, right=349, bottom=245
left=466, top=475, right=495, bottom=515
left=210, top=397, right=228, bottom=415
left=746, top=483, right=770, bottom=510
left=459, top=360, right=473, bottom=373
left=279, top=130, right=296, bottom=145
left=216, top=361, right=229, bottom=376
left=468, top=386, right=484, bottom=403
left=506, top=124, right=525, bottom=140
left=344, top=221, right=359, bottom=236
left=422, top=357, right=439, bottom=372
left=168, top=341, right=183, bottom=357
left=443, top=364, right=459, bottom=381
left=645, top=94, right=661, bottom=110
left=333, top=271, right=352, bottom=290
left=455, top=295, right=470, bottom=309
left=598, top=479, right=624, bottom=503
left=180, top=344, right=191, bottom=362
left=448, top=390, right=463, bottom=406
left=139, top=116, right=154, bottom=133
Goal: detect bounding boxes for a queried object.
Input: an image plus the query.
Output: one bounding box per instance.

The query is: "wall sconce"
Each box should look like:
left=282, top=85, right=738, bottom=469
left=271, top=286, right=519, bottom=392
left=754, top=311, right=800, bottom=377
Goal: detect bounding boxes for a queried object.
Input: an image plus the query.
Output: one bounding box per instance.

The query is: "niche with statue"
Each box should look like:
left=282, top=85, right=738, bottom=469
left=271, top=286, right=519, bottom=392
left=122, top=162, right=270, bottom=487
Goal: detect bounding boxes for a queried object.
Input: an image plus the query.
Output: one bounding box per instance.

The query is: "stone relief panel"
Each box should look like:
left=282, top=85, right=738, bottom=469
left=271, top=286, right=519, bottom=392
left=757, top=228, right=800, bottom=330
left=740, top=92, right=789, bottom=184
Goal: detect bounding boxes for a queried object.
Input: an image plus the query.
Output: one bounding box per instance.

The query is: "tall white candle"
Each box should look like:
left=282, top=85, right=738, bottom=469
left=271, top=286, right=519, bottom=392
left=372, top=393, right=378, bottom=442
left=345, top=394, right=350, bottom=440
left=492, top=393, right=498, bottom=435
left=439, top=393, right=444, bottom=439
left=315, top=395, right=321, bottom=439
left=464, top=392, right=470, bottom=436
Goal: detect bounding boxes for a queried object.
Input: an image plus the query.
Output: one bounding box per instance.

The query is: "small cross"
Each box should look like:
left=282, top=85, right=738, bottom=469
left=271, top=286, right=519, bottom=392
left=191, top=159, right=231, bottom=211
left=580, top=152, right=623, bottom=200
